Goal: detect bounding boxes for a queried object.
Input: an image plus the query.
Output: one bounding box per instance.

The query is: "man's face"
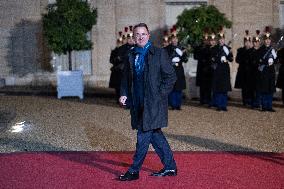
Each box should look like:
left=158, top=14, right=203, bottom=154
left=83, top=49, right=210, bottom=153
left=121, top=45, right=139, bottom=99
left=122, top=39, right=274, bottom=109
left=253, top=41, right=260, bottom=48
left=219, top=38, right=225, bottom=45
left=127, top=37, right=135, bottom=45
left=171, top=36, right=178, bottom=46
left=244, top=40, right=252, bottom=48
left=265, top=38, right=271, bottom=46
left=210, top=39, right=216, bottom=46
left=134, top=27, right=150, bottom=47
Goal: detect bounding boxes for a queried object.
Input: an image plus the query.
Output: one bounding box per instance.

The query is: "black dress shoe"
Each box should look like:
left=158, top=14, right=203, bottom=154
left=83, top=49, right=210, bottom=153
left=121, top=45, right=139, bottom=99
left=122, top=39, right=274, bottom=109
left=119, top=171, right=139, bottom=181
left=267, top=108, right=276, bottom=112
left=176, top=107, right=181, bottom=110
left=150, top=169, right=177, bottom=177
left=221, top=107, right=228, bottom=111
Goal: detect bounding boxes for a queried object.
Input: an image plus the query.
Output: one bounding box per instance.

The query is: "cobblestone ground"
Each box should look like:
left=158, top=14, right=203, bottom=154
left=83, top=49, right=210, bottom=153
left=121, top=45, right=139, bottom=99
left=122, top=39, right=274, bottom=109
left=0, top=94, right=283, bottom=153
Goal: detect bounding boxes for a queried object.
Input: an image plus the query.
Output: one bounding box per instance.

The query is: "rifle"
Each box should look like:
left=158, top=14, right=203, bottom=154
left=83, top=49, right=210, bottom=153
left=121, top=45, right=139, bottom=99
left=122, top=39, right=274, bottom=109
left=262, top=35, right=283, bottom=61
left=227, top=33, right=238, bottom=47
left=258, top=35, right=283, bottom=71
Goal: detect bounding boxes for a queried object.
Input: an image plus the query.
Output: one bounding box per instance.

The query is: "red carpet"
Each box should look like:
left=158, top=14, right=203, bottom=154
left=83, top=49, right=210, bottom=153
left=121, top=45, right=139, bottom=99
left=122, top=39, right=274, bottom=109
left=0, top=152, right=283, bottom=189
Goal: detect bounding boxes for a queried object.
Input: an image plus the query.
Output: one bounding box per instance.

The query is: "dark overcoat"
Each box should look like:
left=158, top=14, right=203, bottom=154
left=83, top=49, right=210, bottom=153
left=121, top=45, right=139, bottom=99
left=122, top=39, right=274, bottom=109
left=234, top=47, right=254, bottom=89
left=109, top=44, right=132, bottom=89
left=276, top=48, right=284, bottom=89
left=211, top=44, right=233, bottom=93
left=164, top=44, right=188, bottom=91
left=250, top=47, right=262, bottom=91
left=194, top=44, right=212, bottom=87
left=256, top=45, right=276, bottom=93
left=120, top=45, right=177, bottom=131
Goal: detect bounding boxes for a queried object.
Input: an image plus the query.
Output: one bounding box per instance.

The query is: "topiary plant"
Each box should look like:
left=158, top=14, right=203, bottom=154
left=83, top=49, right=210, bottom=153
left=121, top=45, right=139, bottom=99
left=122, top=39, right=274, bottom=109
left=176, top=5, right=232, bottom=49
left=42, top=0, right=97, bottom=71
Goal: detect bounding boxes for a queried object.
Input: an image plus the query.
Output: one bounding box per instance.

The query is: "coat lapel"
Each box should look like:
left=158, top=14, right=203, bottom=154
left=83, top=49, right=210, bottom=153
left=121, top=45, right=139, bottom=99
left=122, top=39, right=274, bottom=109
left=128, top=51, right=135, bottom=77
left=145, top=46, right=155, bottom=81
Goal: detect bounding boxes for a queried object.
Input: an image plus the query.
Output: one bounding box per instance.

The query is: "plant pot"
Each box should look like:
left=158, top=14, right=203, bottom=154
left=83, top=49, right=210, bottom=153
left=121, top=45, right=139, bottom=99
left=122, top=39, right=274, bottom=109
left=57, top=70, right=84, bottom=99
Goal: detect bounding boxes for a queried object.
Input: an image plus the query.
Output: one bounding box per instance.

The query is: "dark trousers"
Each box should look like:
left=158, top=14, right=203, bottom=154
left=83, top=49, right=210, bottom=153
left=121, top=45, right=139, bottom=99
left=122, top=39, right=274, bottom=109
left=115, top=88, right=120, bottom=103
left=241, top=87, right=253, bottom=106
left=252, top=91, right=260, bottom=108
left=214, top=92, right=228, bottom=109
left=168, top=90, right=182, bottom=108
left=128, top=128, right=177, bottom=173
left=260, top=93, right=273, bottom=110
left=199, top=85, right=212, bottom=104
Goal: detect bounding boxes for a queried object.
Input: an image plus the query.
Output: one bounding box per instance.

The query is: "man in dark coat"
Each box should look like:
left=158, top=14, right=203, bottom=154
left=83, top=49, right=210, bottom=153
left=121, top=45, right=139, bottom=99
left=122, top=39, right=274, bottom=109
left=276, top=47, right=284, bottom=105
left=235, top=30, right=254, bottom=106
left=164, top=31, right=188, bottom=110
left=256, top=28, right=277, bottom=112
left=119, top=23, right=177, bottom=181
left=194, top=35, right=212, bottom=105
left=109, top=29, right=134, bottom=103
left=211, top=32, right=233, bottom=111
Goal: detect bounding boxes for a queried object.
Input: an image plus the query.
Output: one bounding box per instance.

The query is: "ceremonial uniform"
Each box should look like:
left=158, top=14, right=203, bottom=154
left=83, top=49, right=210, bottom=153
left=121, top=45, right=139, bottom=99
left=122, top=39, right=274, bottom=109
left=194, top=41, right=212, bottom=105
left=109, top=27, right=134, bottom=103
left=235, top=31, right=254, bottom=106
left=211, top=33, right=233, bottom=111
left=276, top=48, right=284, bottom=105
left=164, top=44, right=187, bottom=109
left=164, top=26, right=188, bottom=110
left=256, top=28, right=277, bottom=111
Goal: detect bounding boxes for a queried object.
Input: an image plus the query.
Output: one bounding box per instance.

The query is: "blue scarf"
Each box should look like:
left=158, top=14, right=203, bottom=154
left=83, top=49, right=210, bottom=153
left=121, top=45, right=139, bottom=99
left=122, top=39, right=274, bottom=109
left=133, top=41, right=152, bottom=76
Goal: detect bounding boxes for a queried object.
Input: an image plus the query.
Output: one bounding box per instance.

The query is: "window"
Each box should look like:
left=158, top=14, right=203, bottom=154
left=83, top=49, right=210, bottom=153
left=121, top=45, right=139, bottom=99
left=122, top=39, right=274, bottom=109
left=164, top=0, right=207, bottom=27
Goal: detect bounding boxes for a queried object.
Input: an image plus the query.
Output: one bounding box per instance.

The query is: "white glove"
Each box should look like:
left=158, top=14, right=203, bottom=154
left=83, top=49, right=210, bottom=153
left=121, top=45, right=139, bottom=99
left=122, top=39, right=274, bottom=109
left=268, top=58, right=274, bottom=66
left=172, top=57, right=180, bottom=63
left=175, top=48, right=183, bottom=56
left=119, top=96, right=127, bottom=106
left=175, top=63, right=179, bottom=67
left=271, top=49, right=277, bottom=59
left=223, top=46, right=229, bottom=56
left=221, top=56, right=227, bottom=62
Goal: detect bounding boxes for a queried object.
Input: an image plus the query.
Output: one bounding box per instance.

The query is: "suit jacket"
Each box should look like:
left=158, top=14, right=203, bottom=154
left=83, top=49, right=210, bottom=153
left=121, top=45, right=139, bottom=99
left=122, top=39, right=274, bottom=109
left=120, top=45, right=176, bottom=131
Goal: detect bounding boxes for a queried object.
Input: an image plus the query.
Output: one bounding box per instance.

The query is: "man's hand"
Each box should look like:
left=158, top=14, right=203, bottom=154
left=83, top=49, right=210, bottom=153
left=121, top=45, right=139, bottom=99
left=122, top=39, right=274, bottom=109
left=119, top=96, right=127, bottom=106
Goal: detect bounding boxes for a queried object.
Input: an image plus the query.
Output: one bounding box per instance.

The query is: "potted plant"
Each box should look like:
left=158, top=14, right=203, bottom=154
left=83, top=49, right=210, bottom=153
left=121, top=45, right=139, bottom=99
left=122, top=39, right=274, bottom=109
left=42, top=0, right=97, bottom=99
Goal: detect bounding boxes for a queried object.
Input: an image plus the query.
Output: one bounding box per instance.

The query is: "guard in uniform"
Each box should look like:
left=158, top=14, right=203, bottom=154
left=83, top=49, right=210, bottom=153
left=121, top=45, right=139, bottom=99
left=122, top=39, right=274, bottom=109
left=162, top=30, right=170, bottom=48
left=208, top=33, right=218, bottom=108
left=250, top=30, right=262, bottom=108
left=194, top=32, right=212, bottom=105
left=164, top=25, right=188, bottom=110
left=235, top=30, right=254, bottom=106
left=256, top=26, right=277, bottom=112
left=109, top=26, right=135, bottom=103
left=276, top=47, right=284, bottom=105
left=211, top=31, right=233, bottom=111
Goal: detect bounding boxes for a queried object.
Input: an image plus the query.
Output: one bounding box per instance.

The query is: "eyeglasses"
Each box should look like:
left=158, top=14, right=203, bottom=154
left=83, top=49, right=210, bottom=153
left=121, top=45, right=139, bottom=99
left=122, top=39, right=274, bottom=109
left=134, top=33, right=148, bottom=38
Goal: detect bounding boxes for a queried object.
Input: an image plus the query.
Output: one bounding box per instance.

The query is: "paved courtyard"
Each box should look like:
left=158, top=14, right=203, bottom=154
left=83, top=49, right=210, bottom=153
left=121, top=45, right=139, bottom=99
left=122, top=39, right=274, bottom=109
left=0, top=91, right=283, bottom=153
